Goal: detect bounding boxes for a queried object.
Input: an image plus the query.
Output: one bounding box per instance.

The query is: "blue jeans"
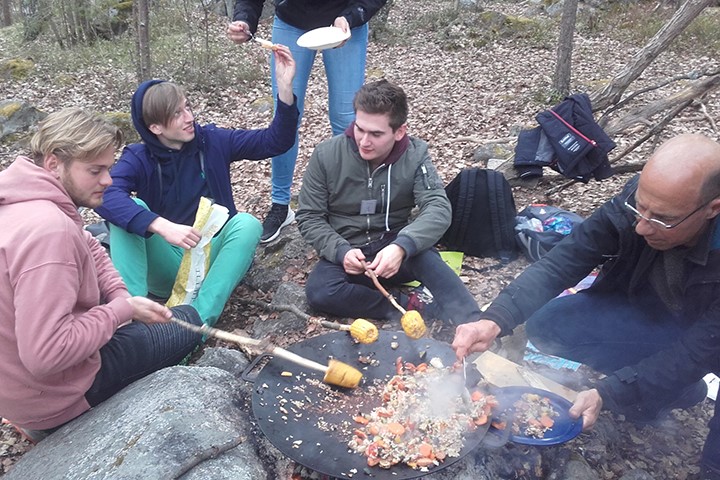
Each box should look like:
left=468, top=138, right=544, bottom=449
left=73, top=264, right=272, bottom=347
left=306, top=248, right=482, bottom=325
left=527, top=288, right=720, bottom=469
left=108, top=199, right=262, bottom=326
left=85, top=304, right=202, bottom=407
left=525, top=289, right=687, bottom=373
left=269, top=17, right=368, bottom=205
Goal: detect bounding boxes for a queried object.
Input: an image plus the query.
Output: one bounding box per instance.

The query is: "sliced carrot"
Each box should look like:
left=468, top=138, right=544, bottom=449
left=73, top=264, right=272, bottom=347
left=377, top=409, right=394, bottom=418
left=418, top=442, right=433, bottom=458
left=471, top=390, right=484, bottom=402
left=415, top=363, right=428, bottom=372
left=474, top=414, right=488, bottom=425
left=354, top=415, right=369, bottom=425
left=387, top=422, right=406, bottom=436
left=367, top=423, right=380, bottom=435
left=540, top=414, right=555, bottom=429
left=491, top=420, right=506, bottom=430
left=416, top=457, right=435, bottom=467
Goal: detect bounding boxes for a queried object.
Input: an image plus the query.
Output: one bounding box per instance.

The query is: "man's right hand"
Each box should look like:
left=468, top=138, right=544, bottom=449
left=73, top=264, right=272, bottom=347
left=227, top=21, right=252, bottom=44
left=148, top=217, right=200, bottom=249
left=452, top=319, right=502, bottom=359
left=343, top=248, right=367, bottom=275
left=127, top=296, right=172, bottom=325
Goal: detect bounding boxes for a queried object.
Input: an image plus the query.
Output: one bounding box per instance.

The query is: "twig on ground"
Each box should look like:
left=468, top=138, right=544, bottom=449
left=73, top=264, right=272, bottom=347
left=174, top=436, right=246, bottom=478
left=238, top=298, right=313, bottom=321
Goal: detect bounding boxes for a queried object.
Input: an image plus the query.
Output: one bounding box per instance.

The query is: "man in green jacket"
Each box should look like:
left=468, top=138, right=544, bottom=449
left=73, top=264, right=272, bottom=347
left=297, top=79, right=481, bottom=325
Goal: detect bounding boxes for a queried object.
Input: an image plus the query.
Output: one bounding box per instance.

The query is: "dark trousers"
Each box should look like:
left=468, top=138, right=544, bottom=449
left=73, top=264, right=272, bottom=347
left=525, top=289, right=719, bottom=467
left=305, top=248, right=481, bottom=325
left=85, top=304, right=203, bottom=407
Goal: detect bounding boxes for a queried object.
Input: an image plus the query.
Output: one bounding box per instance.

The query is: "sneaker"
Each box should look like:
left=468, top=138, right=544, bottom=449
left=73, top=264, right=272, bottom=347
left=620, top=380, right=708, bottom=426
left=260, top=203, right=295, bottom=243
left=405, top=286, right=438, bottom=320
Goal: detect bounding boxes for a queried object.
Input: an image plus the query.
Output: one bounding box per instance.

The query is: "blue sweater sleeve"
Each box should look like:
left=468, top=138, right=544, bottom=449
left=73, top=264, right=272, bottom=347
left=95, top=147, right=160, bottom=237
left=224, top=95, right=299, bottom=162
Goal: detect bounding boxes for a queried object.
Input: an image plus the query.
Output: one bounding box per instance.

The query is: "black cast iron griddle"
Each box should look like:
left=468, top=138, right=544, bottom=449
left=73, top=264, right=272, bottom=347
left=248, top=331, right=491, bottom=479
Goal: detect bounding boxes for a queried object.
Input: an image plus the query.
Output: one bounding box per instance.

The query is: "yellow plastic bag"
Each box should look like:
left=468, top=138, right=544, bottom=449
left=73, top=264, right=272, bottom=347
left=166, top=197, right=229, bottom=308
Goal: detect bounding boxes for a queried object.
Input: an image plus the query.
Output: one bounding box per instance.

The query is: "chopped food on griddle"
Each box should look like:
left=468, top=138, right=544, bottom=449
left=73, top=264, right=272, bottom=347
left=347, top=357, right=498, bottom=470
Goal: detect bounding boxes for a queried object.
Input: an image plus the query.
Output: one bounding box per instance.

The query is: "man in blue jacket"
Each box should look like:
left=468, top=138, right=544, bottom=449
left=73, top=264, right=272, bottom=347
left=454, top=134, right=720, bottom=478
left=96, top=45, right=299, bottom=327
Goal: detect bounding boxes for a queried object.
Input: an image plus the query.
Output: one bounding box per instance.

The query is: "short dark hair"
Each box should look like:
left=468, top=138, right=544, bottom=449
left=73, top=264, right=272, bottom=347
left=353, top=79, right=408, bottom=131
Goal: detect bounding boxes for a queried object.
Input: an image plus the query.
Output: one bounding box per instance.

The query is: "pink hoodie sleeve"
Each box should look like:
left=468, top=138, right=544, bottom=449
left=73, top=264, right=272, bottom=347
left=13, top=229, right=133, bottom=378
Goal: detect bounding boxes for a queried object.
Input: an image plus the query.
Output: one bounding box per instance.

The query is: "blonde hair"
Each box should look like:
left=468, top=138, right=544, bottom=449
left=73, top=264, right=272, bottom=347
left=30, top=108, right=123, bottom=166
left=142, top=82, right=187, bottom=127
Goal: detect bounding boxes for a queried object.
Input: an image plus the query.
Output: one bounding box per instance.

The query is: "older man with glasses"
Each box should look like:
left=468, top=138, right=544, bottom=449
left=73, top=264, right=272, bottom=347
left=453, top=133, right=720, bottom=478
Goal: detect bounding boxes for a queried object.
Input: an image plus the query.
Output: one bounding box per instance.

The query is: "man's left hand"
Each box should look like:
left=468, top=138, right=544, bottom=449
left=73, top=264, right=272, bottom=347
left=367, top=244, right=405, bottom=278
left=569, top=389, right=603, bottom=431
left=273, top=45, right=296, bottom=106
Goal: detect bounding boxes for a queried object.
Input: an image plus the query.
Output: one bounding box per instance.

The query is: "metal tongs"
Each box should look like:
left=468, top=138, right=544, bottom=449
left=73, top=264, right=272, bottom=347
left=460, top=357, right=473, bottom=407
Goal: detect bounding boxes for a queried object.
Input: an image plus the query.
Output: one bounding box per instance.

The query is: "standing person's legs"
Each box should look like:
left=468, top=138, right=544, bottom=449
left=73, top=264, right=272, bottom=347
left=107, top=198, right=183, bottom=298
left=402, top=249, right=482, bottom=325
left=305, top=259, right=399, bottom=320
left=84, top=304, right=203, bottom=407
left=191, top=213, right=262, bottom=326
left=323, top=23, right=368, bottom=135
left=262, top=18, right=315, bottom=243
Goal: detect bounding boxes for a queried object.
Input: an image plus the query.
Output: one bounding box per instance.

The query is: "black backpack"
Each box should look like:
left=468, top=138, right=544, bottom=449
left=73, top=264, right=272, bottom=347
left=441, top=168, right=518, bottom=262
left=515, top=204, right=584, bottom=262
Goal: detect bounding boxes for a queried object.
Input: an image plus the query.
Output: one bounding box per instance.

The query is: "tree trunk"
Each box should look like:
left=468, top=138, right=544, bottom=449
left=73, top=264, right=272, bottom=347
left=2, top=0, right=11, bottom=27
left=590, top=0, right=714, bottom=111
left=553, top=0, right=578, bottom=97
left=604, top=72, right=720, bottom=135
left=134, top=0, right=151, bottom=82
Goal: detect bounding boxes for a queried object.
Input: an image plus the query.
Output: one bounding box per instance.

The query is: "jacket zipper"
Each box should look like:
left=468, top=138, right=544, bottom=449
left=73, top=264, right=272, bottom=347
left=549, top=109, right=598, bottom=147
left=420, top=164, right=431, bottom=189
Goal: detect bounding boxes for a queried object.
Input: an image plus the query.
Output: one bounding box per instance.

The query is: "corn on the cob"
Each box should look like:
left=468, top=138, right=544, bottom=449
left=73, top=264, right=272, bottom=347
left=349, top=318, right=379, bottom=344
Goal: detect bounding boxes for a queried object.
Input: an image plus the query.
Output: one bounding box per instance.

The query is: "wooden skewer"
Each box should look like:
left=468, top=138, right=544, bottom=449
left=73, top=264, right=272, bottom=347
left=171, top=318, right=362, bottom=388
left=365, top=267, right=427, bottom=340
left=365, top=268, right=406, bottom=314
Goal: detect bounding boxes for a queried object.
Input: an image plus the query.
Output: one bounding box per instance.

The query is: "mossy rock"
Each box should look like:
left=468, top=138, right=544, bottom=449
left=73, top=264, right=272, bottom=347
left=0, top=58, right=35, bottom=80
left=102, top=111, right=139, bottom=144
left=0, top=100, right=46, bottom=141
left=249, top=96, right=274, bottom=114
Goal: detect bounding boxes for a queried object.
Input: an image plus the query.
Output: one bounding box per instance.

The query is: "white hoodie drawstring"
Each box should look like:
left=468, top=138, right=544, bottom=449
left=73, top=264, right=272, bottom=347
left=384, top=165, right=391, bottom=232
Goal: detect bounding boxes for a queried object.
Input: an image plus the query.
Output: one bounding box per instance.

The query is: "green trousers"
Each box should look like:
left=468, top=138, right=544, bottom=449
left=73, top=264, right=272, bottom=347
left=108, top=199, right=262, bottom=326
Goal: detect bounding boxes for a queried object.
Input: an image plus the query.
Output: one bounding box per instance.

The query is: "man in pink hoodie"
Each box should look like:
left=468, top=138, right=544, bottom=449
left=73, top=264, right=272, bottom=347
left=0, top=108, right=202, bottom=442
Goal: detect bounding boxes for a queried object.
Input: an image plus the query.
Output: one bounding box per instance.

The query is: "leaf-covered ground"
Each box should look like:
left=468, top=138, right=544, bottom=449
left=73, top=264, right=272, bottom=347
left=1, top=0, right=719, bottom=477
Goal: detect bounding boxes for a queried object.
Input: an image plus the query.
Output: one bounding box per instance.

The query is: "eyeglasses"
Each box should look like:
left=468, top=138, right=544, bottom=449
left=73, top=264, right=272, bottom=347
left=623, top=187, right=709, bottom=230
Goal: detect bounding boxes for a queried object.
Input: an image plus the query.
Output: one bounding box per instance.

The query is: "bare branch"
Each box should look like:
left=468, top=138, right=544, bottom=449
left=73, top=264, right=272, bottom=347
left=590, top=0, right=714, bottom=111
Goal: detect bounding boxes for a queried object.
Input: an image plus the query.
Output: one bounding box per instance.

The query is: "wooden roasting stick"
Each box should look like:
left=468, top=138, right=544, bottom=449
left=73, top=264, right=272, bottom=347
left=171, top=318, right=363, bottom=388
left=365, top=267, right=427, bottom=339
left=238, top=298, right=378, bottom=344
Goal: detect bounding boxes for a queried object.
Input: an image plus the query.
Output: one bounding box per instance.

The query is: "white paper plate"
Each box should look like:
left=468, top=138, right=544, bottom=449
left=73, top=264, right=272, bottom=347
left=297, top=26, right=351, bottom=51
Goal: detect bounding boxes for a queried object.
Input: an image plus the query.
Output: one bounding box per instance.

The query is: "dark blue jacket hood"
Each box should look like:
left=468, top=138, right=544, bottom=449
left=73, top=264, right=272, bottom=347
left=131, top=79, right=202, bottom=164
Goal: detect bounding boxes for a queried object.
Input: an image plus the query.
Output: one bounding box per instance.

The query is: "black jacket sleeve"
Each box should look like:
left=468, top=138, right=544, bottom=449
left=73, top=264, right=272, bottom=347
left=233, top=0, right=265, bottom=32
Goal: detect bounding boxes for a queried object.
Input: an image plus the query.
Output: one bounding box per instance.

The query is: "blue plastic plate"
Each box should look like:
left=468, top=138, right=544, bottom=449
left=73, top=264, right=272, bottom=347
left=490, top=385, right=583, bottom=446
